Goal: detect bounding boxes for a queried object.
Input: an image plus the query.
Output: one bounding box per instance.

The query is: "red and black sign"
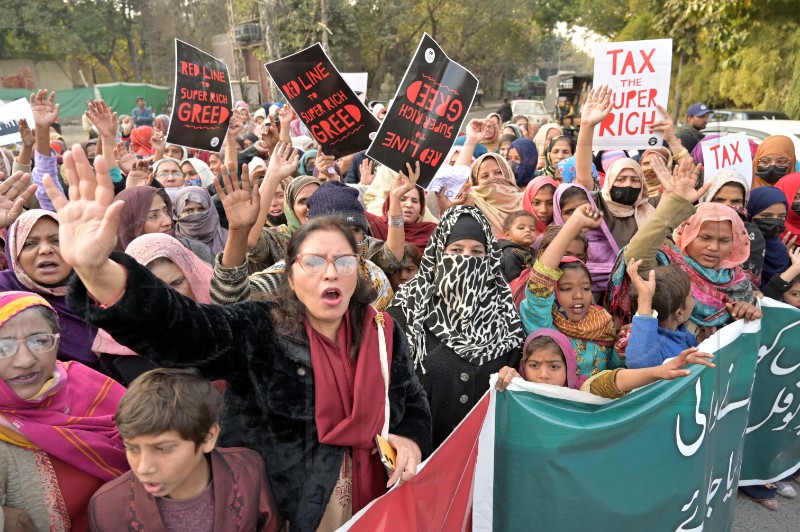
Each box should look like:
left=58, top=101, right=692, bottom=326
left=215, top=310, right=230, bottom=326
left=167, top=39, right=233, bottom=152
left=265, top=44, right=379, bottom=158
left=366, top=33, right=478, bottom=188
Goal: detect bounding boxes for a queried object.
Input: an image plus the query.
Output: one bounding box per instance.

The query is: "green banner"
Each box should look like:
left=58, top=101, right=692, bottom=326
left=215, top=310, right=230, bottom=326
left=474, top=319, right=761, bottom=531
left=0, top=87, right=94, bottom=120
left=95, top=83, right=170, bottom=119
left=741, top=298, right=800, bottom=484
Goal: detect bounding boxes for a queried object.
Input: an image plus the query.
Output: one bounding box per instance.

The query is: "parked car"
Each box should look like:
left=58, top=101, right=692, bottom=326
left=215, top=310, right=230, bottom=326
left=702, top=120, right=800, bottom=163
left=510, top=99, right=549, bottom=126
left=709, top=109, right=790, bottom=122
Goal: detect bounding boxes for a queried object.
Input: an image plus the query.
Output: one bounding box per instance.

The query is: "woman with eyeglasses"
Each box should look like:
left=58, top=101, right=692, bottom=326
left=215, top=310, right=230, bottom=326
left=752, top=135, right=797, bottom=189
left=0, top=291, right=128, bottom=531
left=151, top=157, right=185, bottom=202
left=43, top=144, right=431, bottom=530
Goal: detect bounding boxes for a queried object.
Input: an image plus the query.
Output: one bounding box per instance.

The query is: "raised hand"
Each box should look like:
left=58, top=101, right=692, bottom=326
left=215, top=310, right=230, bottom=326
left=18, top=118, right=35, bottom=147
left=626, top=258, right=656, bottom=301
left=315, top=152, right=336, bottom=175
left=671, top=157, right=709, bottom=203
left=153, top=116, right=168, bottom=136
left=266, top=141, right=299, bottom=180
left=125, top=159, right=153, bottom=188
left=581, top=85, right=613, bottom=126
left=41, top=145, right=125, bottom=271
left=0, top=172, right=37, bottom=229
left=114, top=142, right=137, bottom=175
left=650, top=104, right=676, bottom=142
left=86, top=100, right=119, bottom=138
left=277, top=104, right=295, bottom=123
left=359, top=158, right=376, bottom=185
left=227, top=113, right=243, bottom=139
left=568, top=203, right=603, bottom=230
left=214, top=162, right=260, bottom=233
left=782, top=232, right=798, bottom=254
left=151, top=128, right=166, bottom=151
left=649, top=156, right=674, bottom=193
left=29, top=90, right=60, bottom=127
left=464, top=119, right=486, bottom=145
left=390, top=161, right=420, bottom=204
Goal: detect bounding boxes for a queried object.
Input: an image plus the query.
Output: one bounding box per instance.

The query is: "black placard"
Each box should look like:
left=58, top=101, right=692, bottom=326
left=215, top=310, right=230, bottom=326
left=166, top=39, right=233, bottom=152
left=366, top=33, right=478, bottom=188
left=265, top=44, right=380, bottom=158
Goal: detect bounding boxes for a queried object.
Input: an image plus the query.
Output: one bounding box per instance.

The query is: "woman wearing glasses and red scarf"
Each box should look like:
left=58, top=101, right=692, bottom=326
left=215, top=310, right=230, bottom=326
left=45, top=145, right=432, bottom=531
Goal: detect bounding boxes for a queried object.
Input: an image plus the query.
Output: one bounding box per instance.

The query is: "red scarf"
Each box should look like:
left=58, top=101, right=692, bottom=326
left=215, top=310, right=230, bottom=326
left=306, top=306, right=393, bottom=513
left=366, top=194, right=437, bottom=255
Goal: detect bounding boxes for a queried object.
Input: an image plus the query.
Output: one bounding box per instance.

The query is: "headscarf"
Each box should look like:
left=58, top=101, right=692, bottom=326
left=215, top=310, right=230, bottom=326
left=520, top=328, right=583, bottom=389
left=184, top=157, right=216, bottom=188
left=93, top=234, right=214, bottom=357
left=366, top=188, right=437, bottom=255
left=553, top=183, right=619, bottom=293
left=543, top=135, right=572, bottom=178
left=114, top=186, right=173, bottom=251
left=558, top=155, right=599, bottom=184
left=752, top=135, right=797, bottom=189
left=130, top=126, right=153, bottom=156
left=454, top=135, right=489, bottom=159
left=481, top=113, right=502, bottom=152
left=673, top=203, right=751, bottom=270
left=389, top=206, right=524, bottom=371
left=174, top=187, right=228, bottom=255
left=468, top=153, right=523, bottom=239
left=533, top=123, right=563, bottom=161
left=639, top=147, right=671, bottom=197
left=600, top=150, right=627, bottom=173
left=776, top=172, right=800, bottom=236
left=747, top=187, right=791, bottom=286
left=601, top=158, right=655, bottom=234
left=522, top=176, right=558, bottom=233
left=503, top=123, right=523, bottom=139
left=165, top=144, right=188, bottom=161
left=509, top=138, right=538, bottom=187
left=284, top=176, right=320, bottom=233
left=0, top=211, right=98, bottom=367
left=699, top=169, right=751, bottom=205
left=299, top=149, right=318, bottom=176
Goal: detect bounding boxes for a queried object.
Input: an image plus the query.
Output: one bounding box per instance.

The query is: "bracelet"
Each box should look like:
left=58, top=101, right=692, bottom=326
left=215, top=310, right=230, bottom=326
left=673, top=148, right=689, bottom=161
left=388, top=215, right=404, bottom=228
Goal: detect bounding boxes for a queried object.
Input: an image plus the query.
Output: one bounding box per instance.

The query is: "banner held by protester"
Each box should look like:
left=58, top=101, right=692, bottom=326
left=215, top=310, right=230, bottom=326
left=366, top=33, right=478, bottom=189
left=0, top=98, right=36, bottom=145
left=166, top=39, right=233, bottom=152
left=593, top=39, right=673, bottom=150
left=265, top=45, right=379, bottom=159
left=701, top=131, right=753, bottom=187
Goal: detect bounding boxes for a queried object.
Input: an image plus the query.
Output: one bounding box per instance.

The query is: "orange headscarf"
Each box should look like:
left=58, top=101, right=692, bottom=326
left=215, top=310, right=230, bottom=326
left=752, top=135, right=796, bottom=189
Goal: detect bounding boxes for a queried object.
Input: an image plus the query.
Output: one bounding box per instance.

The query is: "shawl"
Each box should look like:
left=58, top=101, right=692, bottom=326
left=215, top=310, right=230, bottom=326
left=130, top=126, right=153, bottom=156
left=699, top=169, right=751, bottom=205
left=389, top=206, right=525, bottom=371
left=174, top=186, right=229, bottom=255
left=639, top=147, right=671, bottom=197
left=0, top=299, right=127, bottom=482
left=299, top=149, right=318, bottom=176
left=775, top=172, right=800, bottom=236
left=752, top=135, right=797, bottom=189
left=0, top=211, right=98, bottom=367
left=509, top=138, right=538, bottom=187
left=366, top=189, right=437, bottom=256
left=468, top=153, right=523, bottom=239
left=114, top=186, right=173, bottom=251
left=522, top=176, right=558, bottom=233
left=553, top=184, right=620, bottom=293
left=185, top=158, right=216, bottom=188
left=533, top=123, right=563, bottom=162
left=601, top=158, right=655, bottom=236
left=520, top=328, right=583, bottom=389
left=673, top=202, right=751, bottom=269
left=92, top=233, right=213, bottom=356
left=284, top=176, right=320, bottom=233
left=747, top=186, right=791, bottom=286
left=306, top=307, right=392, bottom=513
left=551, top=257, right=616, bottom=347
left=542, top=135, right=571, bottom=178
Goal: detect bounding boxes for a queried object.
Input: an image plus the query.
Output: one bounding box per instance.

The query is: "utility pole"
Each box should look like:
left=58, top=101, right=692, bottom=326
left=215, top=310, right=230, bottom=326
left=320, top=0, right=329, bottom=53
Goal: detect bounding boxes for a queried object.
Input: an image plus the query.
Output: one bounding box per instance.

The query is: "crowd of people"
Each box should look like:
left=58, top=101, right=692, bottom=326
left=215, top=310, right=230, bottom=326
left=0, top=82, right=797, bottom=531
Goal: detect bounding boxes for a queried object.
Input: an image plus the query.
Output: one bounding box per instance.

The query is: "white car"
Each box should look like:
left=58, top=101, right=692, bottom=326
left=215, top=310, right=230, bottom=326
left=510, top=99, right=548, bottom=126
left=702, top=120, right=800, bottom=158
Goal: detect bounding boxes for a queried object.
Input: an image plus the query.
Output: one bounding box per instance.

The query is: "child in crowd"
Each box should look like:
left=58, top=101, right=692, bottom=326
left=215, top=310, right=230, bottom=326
left=520, top=203, right=623, bottom=381
left=624, top=260, right=699, bottom=368
left=498, top=134, right=516, bottom=159
left=536, top=224, right=589, bottom=263
left=89, top=368, right=280, bottom=531
left=496, top=328, right=715, bottom=399
left=387, top=243, right=423, bottom=291
left=763, top=247, right=800, bottom=307
left=499, top=210, right=537, bottom=281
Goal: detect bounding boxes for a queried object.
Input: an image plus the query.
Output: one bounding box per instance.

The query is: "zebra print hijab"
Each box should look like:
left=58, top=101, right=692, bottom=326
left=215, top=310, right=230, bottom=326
left=390, top=206, right=525, bottom=371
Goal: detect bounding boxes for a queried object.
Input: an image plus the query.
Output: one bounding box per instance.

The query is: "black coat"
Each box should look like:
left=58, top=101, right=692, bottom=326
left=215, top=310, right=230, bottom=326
left=69, top=253, right=432, bottom=531
left=388, top=309, right=520, bottom=449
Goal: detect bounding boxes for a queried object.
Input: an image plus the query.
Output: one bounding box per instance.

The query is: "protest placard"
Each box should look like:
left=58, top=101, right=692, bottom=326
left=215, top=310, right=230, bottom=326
left=701, top=132, right=753, bottom=187
left=342, top=72, right=369, bottom=103
left=266, top=45, right=379, bottom=158
left=0, top=98, right=35, bottom=146
left=166, top=39, right=232, bottom=152
left=593, top=39, right=672, bottom=150
left=366, top=33, right=478, bottom=188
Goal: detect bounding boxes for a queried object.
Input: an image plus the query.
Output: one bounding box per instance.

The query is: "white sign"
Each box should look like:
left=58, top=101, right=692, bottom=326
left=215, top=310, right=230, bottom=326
left=701, top=132, right=753, bottom=188
left=0, top=98, right=35, bottom=146
left=592, top=39, right=673, bottom=150
left=342, top=72, right=369, bottom=103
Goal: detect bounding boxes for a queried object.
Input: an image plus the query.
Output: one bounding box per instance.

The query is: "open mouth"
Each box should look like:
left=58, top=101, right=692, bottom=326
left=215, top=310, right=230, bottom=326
left=10, top=371, right=40, bottom=385
left=36, top=261, right=60, bottom=273
left=570, top=303, right=586, bottom=315
left=142, top=482, right=164, bottom=494
left=321, top=288, right=342, bottom=306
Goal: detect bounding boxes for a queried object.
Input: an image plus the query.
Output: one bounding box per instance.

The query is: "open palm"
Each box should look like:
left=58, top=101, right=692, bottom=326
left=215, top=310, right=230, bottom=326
left=581, top=85, right=612, bottom=126
left=215, top=163, right=260, bottom=232
left=30, top=90, right=60, bottom=126
left=0, top=172, right=37, bottom=229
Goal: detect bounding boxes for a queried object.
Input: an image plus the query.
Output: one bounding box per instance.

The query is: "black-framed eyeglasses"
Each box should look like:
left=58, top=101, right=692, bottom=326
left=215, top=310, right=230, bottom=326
left=0, top=333, right=60, bottom=359
left=293, top=254, right=359, bottom=275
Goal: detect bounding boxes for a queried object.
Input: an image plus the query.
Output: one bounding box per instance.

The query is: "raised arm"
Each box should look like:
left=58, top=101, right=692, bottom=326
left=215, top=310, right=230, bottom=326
left=85, top=100, right=122, bottom=183
left=224, top=113, right=244, bottom=169
left=575, top=85, right=612, bottom=191
left=216, top=162, right=262, bottom=268
left=539, top=204, right=602, bottom=270
left=650, top=105, right=686, bottom=157
left=278, top=105, right=294, bottom=144
left=455, top=119, right=485, bottom=167
left=246, top=142, right=299, bottom=250
left=29, top=90, right=63, bottom=211
left=14, top=118, right=35, bottom=172
left=385, top=162, right=421, bottom=261
left=614, top=348, right=715, bottom=393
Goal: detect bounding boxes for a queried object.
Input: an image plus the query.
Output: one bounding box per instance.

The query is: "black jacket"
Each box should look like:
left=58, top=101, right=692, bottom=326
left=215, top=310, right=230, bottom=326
left=69, top=252, right=432, bottom=531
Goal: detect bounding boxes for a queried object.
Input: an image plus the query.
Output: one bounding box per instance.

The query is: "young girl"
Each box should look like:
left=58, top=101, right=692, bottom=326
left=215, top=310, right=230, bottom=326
left=747, top=186, right=791, bottom=289
left=522, top=176, right=558, bottom=233
left=520, top=203, right=622, bottom=381
left=495, top=328, right=714, bottom=399
left=499, top=211, right=537, bottom=281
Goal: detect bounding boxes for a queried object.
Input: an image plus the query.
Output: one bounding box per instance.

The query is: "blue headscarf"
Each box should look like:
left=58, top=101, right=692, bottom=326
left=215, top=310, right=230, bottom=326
left=747, top=186, right=791, bottom=287
left=455, top=135, right=489, bottom=158
left=557, top=156, right=599, bottom=184
left=509, top=138, right=538, bottom=188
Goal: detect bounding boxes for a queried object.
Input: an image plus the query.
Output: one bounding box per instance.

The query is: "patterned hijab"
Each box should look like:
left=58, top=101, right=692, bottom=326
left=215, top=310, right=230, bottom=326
left=390, top=206, right=524, bottom=371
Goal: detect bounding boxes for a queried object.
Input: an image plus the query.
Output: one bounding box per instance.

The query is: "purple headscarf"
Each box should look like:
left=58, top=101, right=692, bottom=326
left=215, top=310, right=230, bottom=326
left=174, top=187, right=228, bottom=255
left=553, top=183, right=619, bottom=293
left=520, top=328, right=585, bottom=389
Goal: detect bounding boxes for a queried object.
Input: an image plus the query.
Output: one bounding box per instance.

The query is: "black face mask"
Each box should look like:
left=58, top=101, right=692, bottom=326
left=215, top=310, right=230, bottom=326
left=792, top=202, right=800, bottom=218
left=753, top=218, right=785, bottom=239
left=508, top=161, right=520, bottom=176
left=610, top=185, right=640, bottom=206
left=756, top=165, right=790, bottom=184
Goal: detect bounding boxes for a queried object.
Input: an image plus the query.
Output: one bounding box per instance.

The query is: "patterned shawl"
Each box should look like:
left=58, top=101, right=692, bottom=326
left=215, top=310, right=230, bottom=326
left=468, top=153, right=523, bottom=239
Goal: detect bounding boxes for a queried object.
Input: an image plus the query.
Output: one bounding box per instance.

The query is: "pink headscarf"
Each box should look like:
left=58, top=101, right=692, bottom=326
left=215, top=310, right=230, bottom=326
left=522, top=176, right=558, bottom=233
left=673, top=202, right=751, bottom=269
left=520, top=328, right=585, bottom=389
